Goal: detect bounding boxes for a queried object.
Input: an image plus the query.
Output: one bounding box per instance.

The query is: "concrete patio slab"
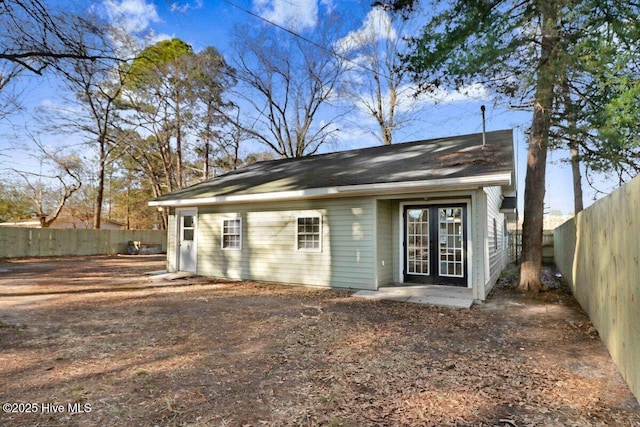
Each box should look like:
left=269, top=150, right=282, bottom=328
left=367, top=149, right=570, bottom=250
left=407, top=295, right=474, bottom=309
left=352, top=285, right=474, bottom=308
left=149, top=271, right=196, bottom=281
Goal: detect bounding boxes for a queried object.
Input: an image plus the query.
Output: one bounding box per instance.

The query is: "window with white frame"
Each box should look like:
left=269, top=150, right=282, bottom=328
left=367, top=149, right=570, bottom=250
left=296, top=216, right=322, bottom=251
left=222, top=218, right=242, bottom=250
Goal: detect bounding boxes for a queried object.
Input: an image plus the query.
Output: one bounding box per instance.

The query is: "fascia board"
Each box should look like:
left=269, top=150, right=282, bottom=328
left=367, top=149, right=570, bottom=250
left=148, top=172, right=512, bottom=207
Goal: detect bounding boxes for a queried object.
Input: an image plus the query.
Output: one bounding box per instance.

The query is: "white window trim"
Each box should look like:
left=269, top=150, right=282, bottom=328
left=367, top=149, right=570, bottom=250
left=295, top=215, right=323, bottom=253
left=221, top=217, right=242, bottom=251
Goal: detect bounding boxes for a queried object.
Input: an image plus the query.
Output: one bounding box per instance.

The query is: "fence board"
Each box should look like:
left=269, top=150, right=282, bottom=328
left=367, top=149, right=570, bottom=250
left=554, top=175, right=640, bottom=402
left=508, top=229, right=554, bottom=263
left=0, top=228, right=166, bottom=258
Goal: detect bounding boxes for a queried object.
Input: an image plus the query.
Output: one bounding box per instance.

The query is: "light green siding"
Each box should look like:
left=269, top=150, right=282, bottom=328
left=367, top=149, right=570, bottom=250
left=194, top=198, right=376, bottom=290
left=484, top=186, right=509, bottom=295
left=375, top=200, right=394, bottom=287
left=391, top=200, right=401, bottom=283
left=165, top=189, right=504, bottom=300
left=472, top=189, right=487, bottom=300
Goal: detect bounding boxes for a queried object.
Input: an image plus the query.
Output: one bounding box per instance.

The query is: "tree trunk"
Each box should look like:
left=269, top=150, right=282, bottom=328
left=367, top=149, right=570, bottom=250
left=93, top=142, right=106, bottom=229
left=94, top=165, right=104, bottom=229
left=562, top=73, right=583, bottom=215
left=569, top=138, right=583, bottom=214
left=204, top=139, right=210, bottom=180
left=518, top=0, right=560, bottom=292
left=176, top=111, right=183, bottom=189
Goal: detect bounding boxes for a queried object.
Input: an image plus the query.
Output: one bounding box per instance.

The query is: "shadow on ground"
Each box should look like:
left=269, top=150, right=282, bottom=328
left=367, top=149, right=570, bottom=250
left=0, top=257, right=638, bottom=426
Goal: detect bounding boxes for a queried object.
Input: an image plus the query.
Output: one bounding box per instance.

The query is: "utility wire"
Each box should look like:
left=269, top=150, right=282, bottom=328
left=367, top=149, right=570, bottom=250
left=221, top=0, right=489, bottom=112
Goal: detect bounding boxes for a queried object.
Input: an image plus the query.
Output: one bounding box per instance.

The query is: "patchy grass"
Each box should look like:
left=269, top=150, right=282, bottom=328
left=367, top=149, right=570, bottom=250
left=0, top=256, right=638, bottom=426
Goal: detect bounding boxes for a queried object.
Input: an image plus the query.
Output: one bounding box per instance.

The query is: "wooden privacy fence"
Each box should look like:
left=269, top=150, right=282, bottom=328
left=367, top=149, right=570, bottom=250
left=0, top=228, right=167, bottom=258
left=554, top=175, right=640, bottom=402
left=508, top=229, right=554, bottom=263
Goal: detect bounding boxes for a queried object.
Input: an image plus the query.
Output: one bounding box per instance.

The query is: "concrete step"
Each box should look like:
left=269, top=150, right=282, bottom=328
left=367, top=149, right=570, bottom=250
left=149, top=271, right=196, bottom=281
left=352, top=286, right=474, bottom=308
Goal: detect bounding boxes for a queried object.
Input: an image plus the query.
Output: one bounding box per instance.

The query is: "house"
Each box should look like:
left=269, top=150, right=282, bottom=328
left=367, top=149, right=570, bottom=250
left=149, top=129, right=517, bottom=301
left=0, top=215, right=126, bottom=230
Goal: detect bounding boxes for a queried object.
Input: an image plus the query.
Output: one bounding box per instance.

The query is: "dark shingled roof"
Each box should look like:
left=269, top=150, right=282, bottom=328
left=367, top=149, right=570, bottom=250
left=152, top=129, right=514, bottom=203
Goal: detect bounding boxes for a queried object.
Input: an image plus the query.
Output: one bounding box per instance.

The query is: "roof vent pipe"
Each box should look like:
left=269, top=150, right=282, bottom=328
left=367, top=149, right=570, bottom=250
left=481, top=105, right=486, bottom=147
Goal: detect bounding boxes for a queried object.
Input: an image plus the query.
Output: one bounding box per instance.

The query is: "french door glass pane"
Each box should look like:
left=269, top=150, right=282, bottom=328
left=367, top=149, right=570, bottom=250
left=438, top=208, right=463, bottom=277
left=407, top=209, right=429, bottom=275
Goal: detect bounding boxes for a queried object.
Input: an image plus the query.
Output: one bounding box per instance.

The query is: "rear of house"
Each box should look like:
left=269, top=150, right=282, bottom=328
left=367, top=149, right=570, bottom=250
left=151, top=130, right=516, bottom=301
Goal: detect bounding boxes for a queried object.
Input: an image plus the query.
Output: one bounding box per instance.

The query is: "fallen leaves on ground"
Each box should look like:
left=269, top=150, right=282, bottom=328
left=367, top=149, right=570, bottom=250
left=0, top=257, right=638, bottom=426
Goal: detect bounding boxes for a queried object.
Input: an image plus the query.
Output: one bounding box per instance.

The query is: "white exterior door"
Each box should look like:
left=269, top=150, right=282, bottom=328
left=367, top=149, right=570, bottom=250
left=177, top=209, right=197, bottom=272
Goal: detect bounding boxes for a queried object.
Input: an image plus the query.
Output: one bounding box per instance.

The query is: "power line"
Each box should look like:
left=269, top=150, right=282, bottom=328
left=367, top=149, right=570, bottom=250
left=221, top=0, right=488, bottom=112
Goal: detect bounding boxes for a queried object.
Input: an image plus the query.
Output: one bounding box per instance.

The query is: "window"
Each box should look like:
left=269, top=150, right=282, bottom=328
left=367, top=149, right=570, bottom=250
left=182, top=215, right=195, bottom=241
left=504, top=218, right=509, bottom=250
left=296, top=216, right=322, bottom=252
left=222, top=218, right=242, bottom=250
left=493, top=218, right=498, bottom=251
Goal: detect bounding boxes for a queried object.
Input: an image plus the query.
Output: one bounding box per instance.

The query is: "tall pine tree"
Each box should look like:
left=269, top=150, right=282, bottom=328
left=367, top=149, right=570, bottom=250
left=383, top=0, right=639, bottom=291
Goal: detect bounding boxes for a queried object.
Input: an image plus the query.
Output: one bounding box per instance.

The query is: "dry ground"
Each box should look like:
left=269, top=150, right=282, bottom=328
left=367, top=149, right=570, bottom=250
left=0, top=256, right=638, bottom=427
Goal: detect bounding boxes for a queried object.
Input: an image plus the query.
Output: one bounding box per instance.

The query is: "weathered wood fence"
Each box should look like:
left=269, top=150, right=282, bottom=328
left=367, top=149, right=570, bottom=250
left=0, top=227, right=166, bottom=258
left=508, top=229, right=554, bottom=263
left=554, top=175, right=640, bottom=402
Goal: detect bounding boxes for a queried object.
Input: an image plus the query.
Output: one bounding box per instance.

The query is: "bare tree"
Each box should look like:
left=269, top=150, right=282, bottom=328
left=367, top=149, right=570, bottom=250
left=13, top=138, right=82, bottom=228
left=196, top=104, right=248, bottom=179
left=0, top=1, right=118, bottom=115
left=0, top=63, right=23, bottom=121
left=42, top=19, right=130, bottom=229
left=230, top=13, right=347, bottom=158
left=337, top=6, right=419, bottom=145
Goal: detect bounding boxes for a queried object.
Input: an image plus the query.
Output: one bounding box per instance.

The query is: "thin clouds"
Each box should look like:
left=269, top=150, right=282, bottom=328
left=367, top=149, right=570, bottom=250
left=426, top=83, right=489, bottom=104
left=103, top=0, right=161, bottom=35
left=336, top=8, right=396, bottom=53
left=169, top=1, right=204, bottom=13
left=392, top=83, right=489, bottom=110
left=347, top=82, right=489, bottom=120
left=252, top=0, right=319, bottom=31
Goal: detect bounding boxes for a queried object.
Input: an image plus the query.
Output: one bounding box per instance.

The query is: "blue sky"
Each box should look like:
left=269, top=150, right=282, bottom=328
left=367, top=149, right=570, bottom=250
left=1, top=0, right=614, bottom=216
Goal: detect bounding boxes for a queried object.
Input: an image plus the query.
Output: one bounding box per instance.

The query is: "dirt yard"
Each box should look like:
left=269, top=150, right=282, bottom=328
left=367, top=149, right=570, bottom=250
left=0, top=256, right=638, bottom=427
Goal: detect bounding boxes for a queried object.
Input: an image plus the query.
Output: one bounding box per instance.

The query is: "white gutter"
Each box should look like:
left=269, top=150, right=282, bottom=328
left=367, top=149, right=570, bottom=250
left=148, top=172, right=512, bottom=207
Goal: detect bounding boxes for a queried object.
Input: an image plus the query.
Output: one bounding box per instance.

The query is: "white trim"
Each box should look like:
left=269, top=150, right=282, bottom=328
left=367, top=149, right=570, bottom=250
left=295, top=214, right=323, bottom=253
left=221, top=217, right=242, bottom=251
left=398, top=199, right=472, bottom=289
left=176, top=207, right=198, bottom=273
left=149, top=173, right=512, bottom=207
